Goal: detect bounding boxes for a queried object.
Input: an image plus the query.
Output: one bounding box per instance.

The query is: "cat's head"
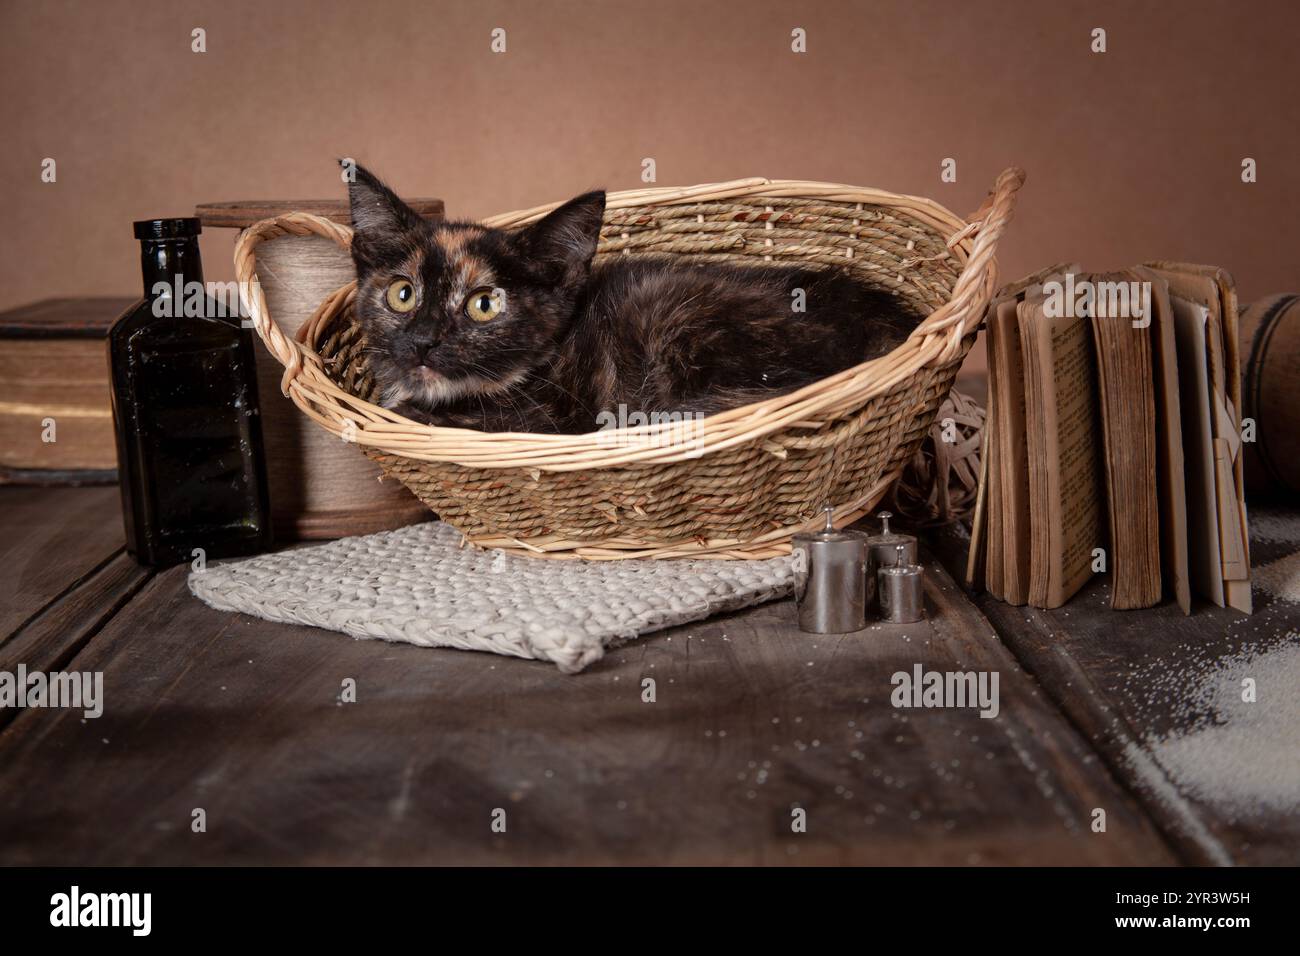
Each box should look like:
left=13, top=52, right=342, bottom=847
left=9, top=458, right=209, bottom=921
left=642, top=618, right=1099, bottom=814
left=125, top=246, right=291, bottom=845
left=344, top=163, right=605, bottom=410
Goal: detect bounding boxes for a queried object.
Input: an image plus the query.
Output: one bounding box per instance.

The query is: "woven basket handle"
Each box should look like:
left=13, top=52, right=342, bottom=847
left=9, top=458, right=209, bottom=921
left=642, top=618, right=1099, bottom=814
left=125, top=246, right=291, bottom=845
left=911, top=166, right=1026, bottom=366
left=233, top=212, right=355, bottom=395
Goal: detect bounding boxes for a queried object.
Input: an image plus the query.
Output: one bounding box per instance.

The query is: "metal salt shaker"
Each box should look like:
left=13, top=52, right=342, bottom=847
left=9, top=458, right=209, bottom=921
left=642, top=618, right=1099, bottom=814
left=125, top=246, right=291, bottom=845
left=864, top=510, right=918, bottom=570
left=878, top=543, right=925, bottom=624
left=792, top=504, right=871, bottom=634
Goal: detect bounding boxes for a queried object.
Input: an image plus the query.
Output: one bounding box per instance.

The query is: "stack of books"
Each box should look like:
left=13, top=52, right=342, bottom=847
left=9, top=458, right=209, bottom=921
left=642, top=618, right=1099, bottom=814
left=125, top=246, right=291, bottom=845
left=0, top=297, right=128, bottom=484
left=968, top=263, right=1251, bottom=614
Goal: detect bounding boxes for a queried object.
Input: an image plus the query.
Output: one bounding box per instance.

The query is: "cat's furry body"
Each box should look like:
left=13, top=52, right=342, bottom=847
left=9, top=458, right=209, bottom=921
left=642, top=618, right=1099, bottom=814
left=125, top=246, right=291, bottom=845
left=346, top=165, right=922, bottom=434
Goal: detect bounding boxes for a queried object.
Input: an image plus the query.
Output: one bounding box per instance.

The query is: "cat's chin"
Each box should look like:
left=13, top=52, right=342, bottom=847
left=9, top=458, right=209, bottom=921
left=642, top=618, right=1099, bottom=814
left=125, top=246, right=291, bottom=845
left=379, top=366, right=520, bottom=410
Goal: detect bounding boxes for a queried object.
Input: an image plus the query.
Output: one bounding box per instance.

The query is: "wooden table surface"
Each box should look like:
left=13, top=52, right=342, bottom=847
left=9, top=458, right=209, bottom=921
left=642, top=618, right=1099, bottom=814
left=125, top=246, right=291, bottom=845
left=0, top=485, right=1294, bottom=866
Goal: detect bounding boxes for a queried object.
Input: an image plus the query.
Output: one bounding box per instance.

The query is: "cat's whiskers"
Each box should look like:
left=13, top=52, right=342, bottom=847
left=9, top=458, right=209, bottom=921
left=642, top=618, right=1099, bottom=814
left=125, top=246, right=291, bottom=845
left=379, top=380, right=413, bottom=409
left=461, top=360, right=560, bottom=431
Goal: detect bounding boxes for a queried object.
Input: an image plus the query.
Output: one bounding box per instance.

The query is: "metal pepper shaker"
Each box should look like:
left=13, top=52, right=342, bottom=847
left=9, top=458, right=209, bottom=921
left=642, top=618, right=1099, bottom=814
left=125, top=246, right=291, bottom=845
left=864, top=510, right=918, bottom=570
left=878, top=543, right=925, bottom=624
left=792, top=504, right=871, bottom=634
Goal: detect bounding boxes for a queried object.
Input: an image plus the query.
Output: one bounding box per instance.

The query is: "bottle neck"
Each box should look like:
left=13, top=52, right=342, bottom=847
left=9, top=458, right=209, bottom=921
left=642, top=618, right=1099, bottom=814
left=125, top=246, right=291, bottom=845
left=141, top=238, right=204, bottom=303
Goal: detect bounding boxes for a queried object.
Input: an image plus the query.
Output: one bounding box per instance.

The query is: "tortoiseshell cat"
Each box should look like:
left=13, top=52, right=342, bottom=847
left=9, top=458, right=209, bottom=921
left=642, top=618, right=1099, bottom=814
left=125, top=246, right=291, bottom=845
left=346, top=164, right=922, bottom=433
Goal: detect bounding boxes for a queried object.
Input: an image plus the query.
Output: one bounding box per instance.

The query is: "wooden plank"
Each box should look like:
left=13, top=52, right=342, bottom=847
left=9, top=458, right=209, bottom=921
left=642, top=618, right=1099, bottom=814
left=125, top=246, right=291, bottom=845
left=0, top=467, right=117, bottom=487
left=0, top=549, right=1175, bottom=866
left=0, top=554, right=152, bottom=735
left=0, top=296, right=132, bottom=338
left=195, top=198, right=445, bottom=230
left=0, top=486, right=124, bottom=640
left=931, top=515, right=1300, bottom=866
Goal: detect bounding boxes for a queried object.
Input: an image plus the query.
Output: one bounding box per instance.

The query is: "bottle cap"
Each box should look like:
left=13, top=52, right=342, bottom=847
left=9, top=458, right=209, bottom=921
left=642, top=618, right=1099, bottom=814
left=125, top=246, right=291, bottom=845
left=134, top=218, right=202, bottom=240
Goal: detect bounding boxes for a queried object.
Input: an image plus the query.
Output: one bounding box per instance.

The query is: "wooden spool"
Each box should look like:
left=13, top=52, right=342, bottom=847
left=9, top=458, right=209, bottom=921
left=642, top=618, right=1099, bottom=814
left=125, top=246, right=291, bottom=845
left=196, top=197, right=445, bottom=539
left=1240, top=293, right=1300, bottom=500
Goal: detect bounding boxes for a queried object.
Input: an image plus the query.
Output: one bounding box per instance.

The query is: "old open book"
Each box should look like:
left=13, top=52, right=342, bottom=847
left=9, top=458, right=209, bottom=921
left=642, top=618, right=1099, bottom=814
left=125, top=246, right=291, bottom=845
left=969, top=263, right=1251, bottom=613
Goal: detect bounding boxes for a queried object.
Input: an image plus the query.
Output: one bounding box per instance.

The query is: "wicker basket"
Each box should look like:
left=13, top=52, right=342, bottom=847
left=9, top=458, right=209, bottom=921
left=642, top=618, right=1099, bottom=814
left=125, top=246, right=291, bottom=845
left=234, top=168, right=1024, bottom=559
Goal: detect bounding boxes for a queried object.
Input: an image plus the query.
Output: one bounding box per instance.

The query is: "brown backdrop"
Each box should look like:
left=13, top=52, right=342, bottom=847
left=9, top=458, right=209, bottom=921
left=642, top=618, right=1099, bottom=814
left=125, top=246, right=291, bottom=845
left=3, top=0, right=1298, bottom=374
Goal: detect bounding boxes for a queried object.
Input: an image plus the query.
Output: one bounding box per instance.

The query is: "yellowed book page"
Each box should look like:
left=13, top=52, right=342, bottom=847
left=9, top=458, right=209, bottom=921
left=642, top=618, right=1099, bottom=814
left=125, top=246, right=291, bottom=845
left=964, top=422, right=989, bottom=591
left=1194, top=265, right=1251, bottom=610
left=1086, top=270, right=1161, bottom=609
left=1213, top=438, right=1249, bottom=578
left=1147, top=263, right=1252, bottom=612
left=1019, top=298, right=1106, bottom=609
left=973, top=264, right=1081, bottom=600
left=1132, top=267, right=1191, bottom=615
left=1168, top=295, right=1226, bottom=607
left=1205, top=269, right=1251, bottom=602
left=1018, top=296, right=1050, bottom=605
left=1201, top=308, right=1251, bottom=585
left=990, top=298, right=1030, bottom=605
left=985, top=375, right=1005, bottom=601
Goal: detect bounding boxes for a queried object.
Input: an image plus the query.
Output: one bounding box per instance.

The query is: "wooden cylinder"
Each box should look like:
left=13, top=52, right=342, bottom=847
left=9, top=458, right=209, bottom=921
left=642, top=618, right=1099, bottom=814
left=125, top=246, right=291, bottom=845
left=196, top=198, right=445, bottom=539
left=1240, top=293, right=1300, bottom=500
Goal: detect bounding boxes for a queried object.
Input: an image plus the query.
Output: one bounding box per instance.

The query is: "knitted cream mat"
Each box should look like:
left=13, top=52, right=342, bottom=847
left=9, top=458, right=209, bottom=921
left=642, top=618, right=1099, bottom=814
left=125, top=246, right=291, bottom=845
left=189, top=521, right=795, bottom=673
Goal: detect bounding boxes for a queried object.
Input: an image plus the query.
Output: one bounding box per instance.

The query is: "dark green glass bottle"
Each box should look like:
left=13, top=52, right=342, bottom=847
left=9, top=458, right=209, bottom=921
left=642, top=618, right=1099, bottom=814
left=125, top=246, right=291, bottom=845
left=109, top=218, right=272, bottom=567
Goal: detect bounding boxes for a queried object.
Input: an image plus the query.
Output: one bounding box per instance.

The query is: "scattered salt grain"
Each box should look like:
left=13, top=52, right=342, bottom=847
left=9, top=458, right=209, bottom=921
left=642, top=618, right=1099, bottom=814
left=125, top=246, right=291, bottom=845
left=1243, top=509, right=1300, bottom=545
left=1253, top=551, right=1300, bottom=604
left=1134, top=634, right=1300, bottom=816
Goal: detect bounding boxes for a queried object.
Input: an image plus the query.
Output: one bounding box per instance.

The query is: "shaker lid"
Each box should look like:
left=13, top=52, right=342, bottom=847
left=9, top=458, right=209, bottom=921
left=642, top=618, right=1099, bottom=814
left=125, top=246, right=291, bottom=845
left=792, top=504, right=863, bottom=544
left=879, top=543, right=922, bottom=574
left=864, top=510, right=914, bottom=545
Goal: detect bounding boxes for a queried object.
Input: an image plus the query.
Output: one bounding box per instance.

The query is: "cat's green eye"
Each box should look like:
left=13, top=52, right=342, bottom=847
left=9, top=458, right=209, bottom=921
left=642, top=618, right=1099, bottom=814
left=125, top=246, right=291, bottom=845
left=386, top=279, right=417, bottom=313
left=465, top=287, right=504, bottom=322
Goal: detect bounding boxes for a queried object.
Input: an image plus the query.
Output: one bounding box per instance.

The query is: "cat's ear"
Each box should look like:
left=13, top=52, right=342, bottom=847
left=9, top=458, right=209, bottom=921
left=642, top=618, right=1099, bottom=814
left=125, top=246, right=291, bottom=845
left=343, top=161, right=423, bottom=239
left=517, top=190, right=606, bottom=282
